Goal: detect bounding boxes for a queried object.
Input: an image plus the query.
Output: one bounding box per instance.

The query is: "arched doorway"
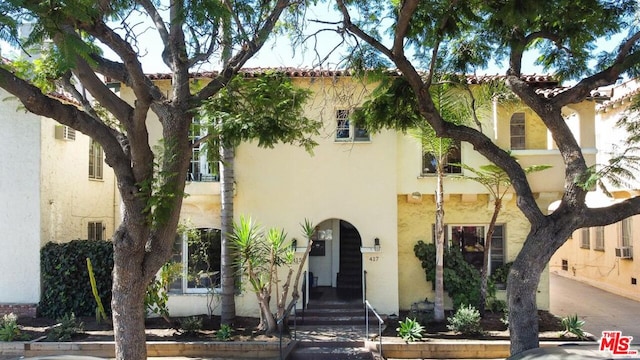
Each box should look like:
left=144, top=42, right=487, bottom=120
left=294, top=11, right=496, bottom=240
left=308, top=219, right=363, bottom=302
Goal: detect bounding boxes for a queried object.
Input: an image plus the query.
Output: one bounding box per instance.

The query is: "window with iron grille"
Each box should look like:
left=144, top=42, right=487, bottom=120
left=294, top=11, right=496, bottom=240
left=88, top=221, right=104, bottom=241
left=335, top=109, right=369, bottom=141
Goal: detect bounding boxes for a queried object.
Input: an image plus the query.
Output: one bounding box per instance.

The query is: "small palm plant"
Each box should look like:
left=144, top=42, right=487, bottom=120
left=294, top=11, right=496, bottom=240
left=561, top=314, right=586, bottom=339
left=396, top=318, right=425, bottom=343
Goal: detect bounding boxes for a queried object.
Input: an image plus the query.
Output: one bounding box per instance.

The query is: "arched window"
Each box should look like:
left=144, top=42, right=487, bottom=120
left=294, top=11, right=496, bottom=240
left=510, top=113, right=526, bottom=150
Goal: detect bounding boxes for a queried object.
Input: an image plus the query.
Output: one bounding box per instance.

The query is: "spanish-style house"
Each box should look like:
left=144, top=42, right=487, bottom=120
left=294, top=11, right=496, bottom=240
left=550, top=78, right=640, bottom=302
left=0, top=67, right=607, bottom=320
left=115, top=70, right=602, bottom=318
left=0, top=88, right=117, bottom=316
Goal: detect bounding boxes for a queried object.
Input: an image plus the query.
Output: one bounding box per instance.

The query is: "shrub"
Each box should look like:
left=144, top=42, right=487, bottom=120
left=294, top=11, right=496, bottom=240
left=561, top=314, right=586, bottom=339
left=0, top=313, right=27, bottom=341
left=216, top=324, right=233, bottom=341
left=46, top=313, right=84, bottom=341
left=40, top=240, right=114, bottom=318
left=414, top=241, right=482, bottom=309
left=179, top=316, right=203, bottom=336
left=447, top=304, right=483, bottom=335
left=396, top=318, right=425, bottom=342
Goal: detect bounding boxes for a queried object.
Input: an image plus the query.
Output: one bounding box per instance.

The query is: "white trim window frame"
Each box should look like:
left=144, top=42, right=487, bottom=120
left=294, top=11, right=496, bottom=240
left=620, top=217, right=633, bottom=247
left=510, top=112, right=526, bottom=150
left=89, top=139, right=104, bottom=180
left=335, top=109, right=370, bottom=142
left=170, top=228, right=222, bottom=294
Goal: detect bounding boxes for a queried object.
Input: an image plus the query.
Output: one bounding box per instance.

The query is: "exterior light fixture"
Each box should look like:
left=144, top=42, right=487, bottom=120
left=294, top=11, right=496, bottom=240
left=374, top=238, right=381, bottom=252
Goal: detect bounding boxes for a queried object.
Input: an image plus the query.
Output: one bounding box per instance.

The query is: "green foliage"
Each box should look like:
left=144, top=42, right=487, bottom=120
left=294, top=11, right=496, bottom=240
left=490, top=262, right=512, bottom=286
left=216, top=324, right=234, bottom=341
left=486, top=298, right=507, bottom=314
left=86, top=257, right=108, bottom=324
left=447, top=305, right=483, bottom=336
left=179, top=316, right=203, bottom=336
left=145, top=262, right=182, bottom=321
left=0, top=313, right=28, bottom=341
left=561, top=314, right=586, bottom=339
left=40, top=240, right=113, bottom=319
left=396, top=318, right=425, bottom=342
left=414, top=240, right=482, bottom=309
left=199, top=71, right=320, bottom=154
left=46, top=313, right=84, bottom=342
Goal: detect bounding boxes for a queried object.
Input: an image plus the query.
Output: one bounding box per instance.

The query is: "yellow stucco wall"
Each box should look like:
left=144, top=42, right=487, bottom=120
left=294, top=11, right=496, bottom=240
left=397, top=193, right=553, bottom=311
left=550, top=213, right=640, bottom=302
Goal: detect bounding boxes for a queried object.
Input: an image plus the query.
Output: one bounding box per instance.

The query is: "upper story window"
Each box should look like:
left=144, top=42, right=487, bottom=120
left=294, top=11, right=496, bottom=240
left=594, top=226, right=605, bottom=251
left=170, top=228, right=222, bottom=293
left=335, top=109, right=370, bottom=142
left=510, top=113, right=526, bottom=150
left=422, top=140, right=462, bottom=175
left=89, top=139, right=103, bottom=180
left=620, top=217, right=633, bottom=247
left=580, top=228, right=590, bottom=249
left=88, top=221, right=104, bottom=241
left=188, top=118, right=219, bottom=182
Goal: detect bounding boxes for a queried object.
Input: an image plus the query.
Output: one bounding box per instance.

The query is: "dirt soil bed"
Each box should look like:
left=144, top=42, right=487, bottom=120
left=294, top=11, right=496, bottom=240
left=15, top=310, right=575, bottom=343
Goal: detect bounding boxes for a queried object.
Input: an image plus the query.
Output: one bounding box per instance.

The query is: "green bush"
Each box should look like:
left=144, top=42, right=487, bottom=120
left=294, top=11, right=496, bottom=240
left=46, top=313, right=84, bottom=341
left=40, top=240, right=114, bottom=318
left=0, top=313, right=28, bottom=341
left=216, top=324, right=233, bottom=341
left=561, top=314, right=586, bottom=339
left=179, top=316, right=203, bottom=336
left=414, top=241, right=482, bottom=309
left=447, top=304, right=483, bottom=335
left=396, top=318, right=425, bottom=342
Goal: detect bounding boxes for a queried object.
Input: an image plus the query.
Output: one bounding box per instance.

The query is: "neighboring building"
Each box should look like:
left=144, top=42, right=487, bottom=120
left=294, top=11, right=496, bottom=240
left=0, top=89, right=117, bottom=316
left=551, top=79, right=640, bottom=302
left=117, top=71, right=601, bottom=317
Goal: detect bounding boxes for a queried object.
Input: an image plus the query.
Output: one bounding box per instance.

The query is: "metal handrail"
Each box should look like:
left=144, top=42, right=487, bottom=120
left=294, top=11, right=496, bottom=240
left=365, top=300, right=384, bottom=356
left=277, top=299, right=298, bottom=360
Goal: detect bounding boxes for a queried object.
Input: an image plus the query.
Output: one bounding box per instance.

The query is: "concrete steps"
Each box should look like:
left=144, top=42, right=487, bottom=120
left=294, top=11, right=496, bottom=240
left=289, top=341, right=374, bottom=360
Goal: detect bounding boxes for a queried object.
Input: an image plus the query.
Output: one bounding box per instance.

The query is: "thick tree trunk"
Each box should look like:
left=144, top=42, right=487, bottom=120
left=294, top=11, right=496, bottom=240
left=220, top=145, right=236, bottom=325
left=111, top=231, right=149, bottom=360
left=508, top=222, right=572, bottom=356
left=433, top=167, right=445, bottom=322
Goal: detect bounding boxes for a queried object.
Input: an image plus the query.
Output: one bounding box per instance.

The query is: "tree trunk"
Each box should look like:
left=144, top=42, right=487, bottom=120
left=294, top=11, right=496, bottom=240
left=220, top=145, right=236, bottom=325
left=507, top=222, right=571, bottom=356
left=111, top=230, right=149, bottom=360
left=479, top=198, right=501, bottom=315
left=433, top=164, right=445, bottom=322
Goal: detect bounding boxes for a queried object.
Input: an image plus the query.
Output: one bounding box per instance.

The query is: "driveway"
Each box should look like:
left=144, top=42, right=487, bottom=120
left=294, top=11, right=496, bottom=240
left=550, top=271, right=640, bottom=344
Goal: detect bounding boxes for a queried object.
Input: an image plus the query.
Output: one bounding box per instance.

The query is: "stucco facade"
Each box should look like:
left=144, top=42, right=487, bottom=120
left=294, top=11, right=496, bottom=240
left=550, top=79, right=640, bottom=302
left=124, top=72, right=602, bottom=318
left=0, top=90, right=117, bottom=314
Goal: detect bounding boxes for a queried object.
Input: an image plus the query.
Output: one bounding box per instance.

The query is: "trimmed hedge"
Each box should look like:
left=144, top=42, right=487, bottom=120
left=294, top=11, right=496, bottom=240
left=40, top=240, right=114, bottom=319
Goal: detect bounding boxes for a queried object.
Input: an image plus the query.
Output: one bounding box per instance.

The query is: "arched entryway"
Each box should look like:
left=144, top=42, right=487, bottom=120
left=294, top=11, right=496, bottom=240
left=308, top=219, right=363, bottom=302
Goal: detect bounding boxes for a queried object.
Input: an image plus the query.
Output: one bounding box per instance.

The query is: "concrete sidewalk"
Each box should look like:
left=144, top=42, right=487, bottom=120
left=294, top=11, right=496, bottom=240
left=550, top=271, right=640, bottom=344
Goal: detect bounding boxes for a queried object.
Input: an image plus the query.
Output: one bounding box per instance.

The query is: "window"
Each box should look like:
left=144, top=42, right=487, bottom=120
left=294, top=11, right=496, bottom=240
left=422, top=140, right=462, bottom=175
left=594, top=226, right=605, bottom=251
left=580, top=228, right=590, bottom=249
left=335, top=109, right=370, bottom=142
left=433, top=224, right=505, bottom=275
left=621, top=217, right=633, bottom=247
left=188, top=119, right=218, bottom=182
left=89, top=139, right=103, bottom=180
left=510, top=113, right=526, bottom=150
left=88, top=221, right=104, bottom=241
left=170, top=228, right=221, bottom=293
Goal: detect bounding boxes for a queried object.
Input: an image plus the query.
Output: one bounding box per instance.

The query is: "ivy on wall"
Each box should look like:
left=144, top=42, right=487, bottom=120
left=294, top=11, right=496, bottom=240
left=40, top=240, right=114, bottom=318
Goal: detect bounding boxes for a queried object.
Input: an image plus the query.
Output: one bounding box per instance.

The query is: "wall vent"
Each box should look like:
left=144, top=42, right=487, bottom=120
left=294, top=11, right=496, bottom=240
left=55, top=125, right=76, bottom=141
